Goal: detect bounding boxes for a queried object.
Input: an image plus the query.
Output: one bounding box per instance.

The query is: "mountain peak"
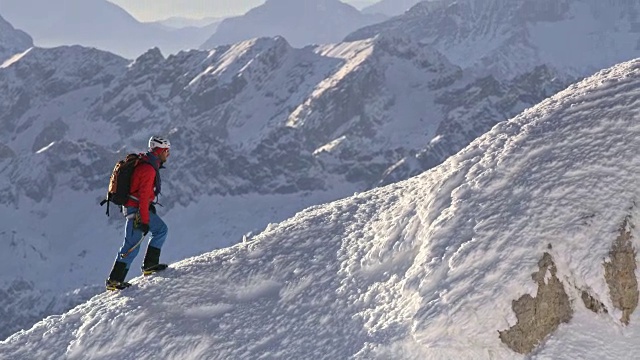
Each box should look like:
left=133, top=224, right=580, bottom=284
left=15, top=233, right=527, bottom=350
left=0, top=14, right=33, bottom=63
left=133, top=47, right=165, bottom=65
left=201, top=0, right=387, bottom=49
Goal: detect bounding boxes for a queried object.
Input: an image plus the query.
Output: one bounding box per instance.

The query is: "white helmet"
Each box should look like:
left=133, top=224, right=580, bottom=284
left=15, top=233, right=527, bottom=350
left=149, top=136, right=171, bottom=149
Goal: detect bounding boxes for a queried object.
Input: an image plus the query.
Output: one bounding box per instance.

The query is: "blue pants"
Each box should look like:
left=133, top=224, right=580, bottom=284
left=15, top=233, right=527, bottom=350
left=115, top=207, right=168, bottom=269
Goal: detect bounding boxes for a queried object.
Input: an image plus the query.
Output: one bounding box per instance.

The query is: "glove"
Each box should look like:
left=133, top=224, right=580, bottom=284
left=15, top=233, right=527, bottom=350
left=140, top=223, right=150, bottom=236
left=149, top=203, right=156, bottom=214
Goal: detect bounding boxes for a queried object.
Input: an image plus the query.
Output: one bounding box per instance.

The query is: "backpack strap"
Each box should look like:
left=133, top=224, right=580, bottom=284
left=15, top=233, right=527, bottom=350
left=100, top=197, right=110, bottom=216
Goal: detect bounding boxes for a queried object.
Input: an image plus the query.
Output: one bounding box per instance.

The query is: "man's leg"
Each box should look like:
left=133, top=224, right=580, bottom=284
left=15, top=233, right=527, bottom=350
left=117, top=212, right=145, bottom=269
left=142, top=212, right=169, bottom=273
left=107, top=209, right=143, bottom=289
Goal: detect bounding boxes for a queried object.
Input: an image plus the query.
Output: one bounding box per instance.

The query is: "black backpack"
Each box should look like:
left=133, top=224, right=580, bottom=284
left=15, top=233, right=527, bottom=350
left=100, top=153, right=145, bottom=216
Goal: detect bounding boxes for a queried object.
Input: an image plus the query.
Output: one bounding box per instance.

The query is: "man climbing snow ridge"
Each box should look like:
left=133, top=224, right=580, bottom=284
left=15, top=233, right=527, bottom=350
left=105, top=136, right=171, bottom=291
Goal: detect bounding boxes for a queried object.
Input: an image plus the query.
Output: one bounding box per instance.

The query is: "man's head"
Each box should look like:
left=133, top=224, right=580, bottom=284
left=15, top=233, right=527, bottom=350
left=149, top=136, right=171, bottom=163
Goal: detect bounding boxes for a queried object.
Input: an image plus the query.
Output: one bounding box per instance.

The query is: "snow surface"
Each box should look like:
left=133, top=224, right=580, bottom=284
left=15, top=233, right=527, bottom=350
left=3, top=53, right=640, bottom=360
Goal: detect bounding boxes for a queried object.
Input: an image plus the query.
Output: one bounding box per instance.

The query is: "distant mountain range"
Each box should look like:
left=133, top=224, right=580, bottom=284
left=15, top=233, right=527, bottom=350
left=348, top=0, right=640, bottom=184
left=0, top=0, right=216, bottom=58
left=349, top=0, right=640, bottom=80
left=0, top=0, right=390, bottom=58
left=200, top=0, right=388, bottom=49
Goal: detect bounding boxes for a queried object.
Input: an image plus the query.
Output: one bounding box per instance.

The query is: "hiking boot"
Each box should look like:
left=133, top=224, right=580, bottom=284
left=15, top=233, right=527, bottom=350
left=106, top=279, right=132, bottom=291
left=142, top=246, right=167, bottom=275
left=142, top=263, right=168, bottom=276
left=106, top=261, right=130, bottom=291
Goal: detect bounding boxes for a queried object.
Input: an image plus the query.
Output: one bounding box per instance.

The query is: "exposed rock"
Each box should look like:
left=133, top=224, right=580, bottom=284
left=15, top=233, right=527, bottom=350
left=603, top=217, right=638, bottom=325
left=499, top=252, right=573, bottom=354
left=581, top=290, right=607, bottom=314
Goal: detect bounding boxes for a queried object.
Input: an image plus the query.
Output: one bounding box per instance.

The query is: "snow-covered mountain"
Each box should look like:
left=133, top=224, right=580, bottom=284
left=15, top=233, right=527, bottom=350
left=348, top=0, right=640, bottom=185
left=348, top=0, right=640, bottom=80
left=200, top=0, right=388, bottom=49
left=3, top=56, right=640, bottom=359
left=0, top=14, right=31, bottom=63
left=379, top=65, right=567, bottom=186
left=0, top=32, right=563, bottom=340
left=0, top=0, right=215, bottom=58
left=3, top=0, right=639, bottom=342
left=362, top=0, right=423, bottom=16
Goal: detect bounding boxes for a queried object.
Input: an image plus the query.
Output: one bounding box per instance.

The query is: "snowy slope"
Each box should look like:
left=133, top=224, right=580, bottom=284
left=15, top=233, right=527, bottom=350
left=0, top=14, right=31, bottom=63
left=348, top=0, right=640, bottom=80
left=0, top=0, right=215, bottom=58
left=3, top=57, right=640, bottom=359
left=200, top=0, right=387, bottom=49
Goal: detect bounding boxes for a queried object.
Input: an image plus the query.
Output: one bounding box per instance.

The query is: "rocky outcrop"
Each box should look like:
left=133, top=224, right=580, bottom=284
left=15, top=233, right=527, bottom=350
left=501, top=216, right=640, bottom=354
left=581, top=290, right=607, bottom=315
left=604, top=217, right=639, bottom=325
left=499, top=252, right=572, bottom=354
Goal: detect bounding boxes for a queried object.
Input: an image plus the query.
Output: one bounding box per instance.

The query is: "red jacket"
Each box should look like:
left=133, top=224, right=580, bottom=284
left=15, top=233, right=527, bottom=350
left=124, top=159, right=158, bottom=224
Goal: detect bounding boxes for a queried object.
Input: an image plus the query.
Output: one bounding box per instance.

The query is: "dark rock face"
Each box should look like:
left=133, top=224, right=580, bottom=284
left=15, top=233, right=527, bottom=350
left=500, top=215, right=640, bottom=355
left=499, top=252, right=572, bottom=354
left=604, top=217, right=639, bottom=325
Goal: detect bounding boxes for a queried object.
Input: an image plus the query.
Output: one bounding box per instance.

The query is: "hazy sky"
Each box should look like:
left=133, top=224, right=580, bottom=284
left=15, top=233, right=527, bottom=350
left=107, top=0, right=378, bottom=22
